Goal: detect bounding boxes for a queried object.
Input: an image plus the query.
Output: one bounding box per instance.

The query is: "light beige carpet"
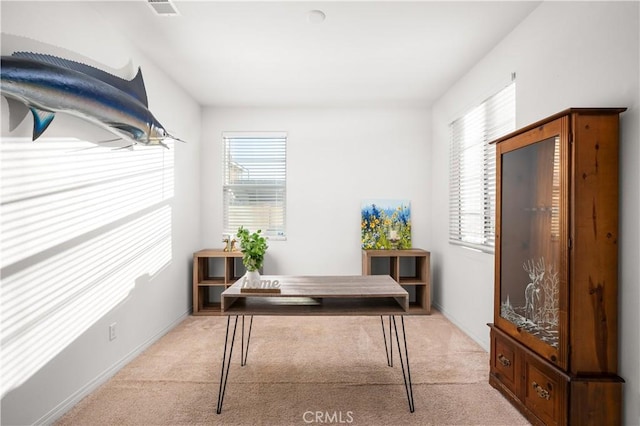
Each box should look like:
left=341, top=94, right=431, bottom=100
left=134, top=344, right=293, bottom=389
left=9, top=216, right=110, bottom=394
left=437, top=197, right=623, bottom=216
left=56, top=311, right=530, bottom=425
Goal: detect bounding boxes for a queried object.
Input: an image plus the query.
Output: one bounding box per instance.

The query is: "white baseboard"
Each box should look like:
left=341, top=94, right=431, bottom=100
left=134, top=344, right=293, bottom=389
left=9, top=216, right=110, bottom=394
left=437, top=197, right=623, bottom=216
left=432, top=301, right=490, bottom=352
left=36, top=310, right=191, bottom=426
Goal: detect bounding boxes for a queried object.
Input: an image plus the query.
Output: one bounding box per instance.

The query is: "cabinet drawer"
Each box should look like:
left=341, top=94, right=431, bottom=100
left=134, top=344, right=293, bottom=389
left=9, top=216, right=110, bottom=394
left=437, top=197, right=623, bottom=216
left=523, top=355, right=567, bottom=426
left=491, top=332, right=519, bottom=396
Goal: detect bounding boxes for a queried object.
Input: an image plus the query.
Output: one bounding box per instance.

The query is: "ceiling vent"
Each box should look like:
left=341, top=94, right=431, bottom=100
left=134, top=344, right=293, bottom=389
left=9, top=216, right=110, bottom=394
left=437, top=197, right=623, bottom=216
left=148, top=0, right=179, bottom=16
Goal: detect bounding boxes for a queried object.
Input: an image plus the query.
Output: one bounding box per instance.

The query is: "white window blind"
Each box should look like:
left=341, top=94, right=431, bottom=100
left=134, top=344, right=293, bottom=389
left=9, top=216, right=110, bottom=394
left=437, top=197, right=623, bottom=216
left=223, top=132, right=286, bottom=239
left=449, top=81, right=515, bottom=252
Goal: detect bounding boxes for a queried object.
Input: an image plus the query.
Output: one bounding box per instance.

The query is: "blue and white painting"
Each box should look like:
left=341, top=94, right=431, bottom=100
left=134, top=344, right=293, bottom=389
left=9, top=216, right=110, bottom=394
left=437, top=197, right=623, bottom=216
left=361, top=199, right=411, bottom=250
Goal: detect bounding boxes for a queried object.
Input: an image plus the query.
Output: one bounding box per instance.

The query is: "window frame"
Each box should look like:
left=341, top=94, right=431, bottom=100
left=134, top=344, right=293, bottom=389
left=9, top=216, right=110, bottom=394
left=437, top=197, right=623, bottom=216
left=222, top=131, right=287, bottom=240
left=448, top=81, right=516, bottom=253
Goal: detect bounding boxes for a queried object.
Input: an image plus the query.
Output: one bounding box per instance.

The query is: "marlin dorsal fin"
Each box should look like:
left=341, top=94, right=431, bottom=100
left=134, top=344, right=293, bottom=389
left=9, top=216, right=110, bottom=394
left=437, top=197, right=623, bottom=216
left=129, top=67, right=148, bottom=108
left=11, top=52, right=149, bottom=107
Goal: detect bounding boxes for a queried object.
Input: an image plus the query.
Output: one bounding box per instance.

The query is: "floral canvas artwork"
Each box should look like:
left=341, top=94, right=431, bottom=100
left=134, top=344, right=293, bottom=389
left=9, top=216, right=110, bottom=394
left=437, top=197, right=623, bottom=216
left=361, top=200, right=411, bottom=249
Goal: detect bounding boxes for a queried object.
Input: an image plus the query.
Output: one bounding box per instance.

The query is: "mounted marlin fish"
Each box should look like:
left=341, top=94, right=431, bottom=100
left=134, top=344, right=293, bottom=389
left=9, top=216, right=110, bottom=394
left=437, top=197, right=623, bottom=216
left=0, top=52, right=183, bottom=148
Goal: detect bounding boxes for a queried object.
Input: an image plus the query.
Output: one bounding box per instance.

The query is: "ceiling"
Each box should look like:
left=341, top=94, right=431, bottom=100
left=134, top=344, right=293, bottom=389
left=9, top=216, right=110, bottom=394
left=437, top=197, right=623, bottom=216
left=85, top=2, right=539, bottom=108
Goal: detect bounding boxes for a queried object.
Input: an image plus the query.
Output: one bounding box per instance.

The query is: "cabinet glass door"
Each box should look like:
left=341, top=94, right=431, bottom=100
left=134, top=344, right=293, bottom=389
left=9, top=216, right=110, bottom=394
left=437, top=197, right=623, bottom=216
left=499, top=136, right=561, bottom=349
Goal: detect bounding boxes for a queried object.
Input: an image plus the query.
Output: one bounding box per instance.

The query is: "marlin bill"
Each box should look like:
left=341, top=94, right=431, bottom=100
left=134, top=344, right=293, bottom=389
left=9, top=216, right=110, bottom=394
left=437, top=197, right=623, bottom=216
left=0, top=52, right=183, bottom=148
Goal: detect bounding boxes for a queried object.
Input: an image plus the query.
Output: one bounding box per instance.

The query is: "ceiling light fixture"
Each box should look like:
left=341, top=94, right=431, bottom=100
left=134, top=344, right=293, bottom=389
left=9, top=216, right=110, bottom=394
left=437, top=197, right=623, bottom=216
left=308, top=10, right=326, bottom=24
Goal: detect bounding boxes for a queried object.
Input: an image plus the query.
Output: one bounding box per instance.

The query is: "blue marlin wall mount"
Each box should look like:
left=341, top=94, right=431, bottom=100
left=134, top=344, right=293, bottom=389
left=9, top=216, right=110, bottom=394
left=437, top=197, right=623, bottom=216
left=0, top=52, right=184, bottom=148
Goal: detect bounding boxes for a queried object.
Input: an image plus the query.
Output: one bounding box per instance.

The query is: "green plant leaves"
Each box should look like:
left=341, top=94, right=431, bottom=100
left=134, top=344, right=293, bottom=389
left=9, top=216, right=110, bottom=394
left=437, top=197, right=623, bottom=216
left=236, top=226, right=268, bottom=271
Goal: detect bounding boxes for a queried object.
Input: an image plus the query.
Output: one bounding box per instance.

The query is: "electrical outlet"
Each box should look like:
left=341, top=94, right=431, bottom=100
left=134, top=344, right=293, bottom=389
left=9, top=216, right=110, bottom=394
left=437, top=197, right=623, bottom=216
left=109, top=323, right=117, bottom=341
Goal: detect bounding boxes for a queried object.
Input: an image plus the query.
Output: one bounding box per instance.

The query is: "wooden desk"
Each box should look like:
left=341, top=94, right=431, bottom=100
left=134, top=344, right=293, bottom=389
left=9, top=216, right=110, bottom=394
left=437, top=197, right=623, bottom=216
left=216, top=275, right=415, bottom=414
left=221, top=275, right=409, bottom=315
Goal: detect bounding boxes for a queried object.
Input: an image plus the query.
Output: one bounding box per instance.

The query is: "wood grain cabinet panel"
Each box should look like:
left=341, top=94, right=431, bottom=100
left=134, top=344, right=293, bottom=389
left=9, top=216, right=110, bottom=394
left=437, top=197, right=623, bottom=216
left=491, top=330, right=520, bottom=397
left=523, top=354, right=568, bottom=426
left=488, top=108, right=625, bottom=425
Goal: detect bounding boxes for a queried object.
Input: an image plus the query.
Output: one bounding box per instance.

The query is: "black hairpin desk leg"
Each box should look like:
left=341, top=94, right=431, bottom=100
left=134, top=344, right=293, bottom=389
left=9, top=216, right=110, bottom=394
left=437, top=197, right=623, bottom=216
left=216, top=316, right=238, bottom=414
left=381, top=315, right=393, bottom=367
left=241, top=315, right=254, bottom=366
left=392, top=315, right=415, bottom=413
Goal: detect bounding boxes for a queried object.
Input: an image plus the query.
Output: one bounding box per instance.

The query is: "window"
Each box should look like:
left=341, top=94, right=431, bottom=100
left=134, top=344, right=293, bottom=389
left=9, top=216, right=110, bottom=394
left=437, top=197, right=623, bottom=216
left=449, top=81, right=515, bottom=252
left=223, top=132, right=286, bottom=239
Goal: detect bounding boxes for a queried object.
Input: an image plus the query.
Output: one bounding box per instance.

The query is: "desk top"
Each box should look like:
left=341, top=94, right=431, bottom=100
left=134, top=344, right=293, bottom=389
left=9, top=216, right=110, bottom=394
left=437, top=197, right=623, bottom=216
left=221, top=275, right=408, bottom=315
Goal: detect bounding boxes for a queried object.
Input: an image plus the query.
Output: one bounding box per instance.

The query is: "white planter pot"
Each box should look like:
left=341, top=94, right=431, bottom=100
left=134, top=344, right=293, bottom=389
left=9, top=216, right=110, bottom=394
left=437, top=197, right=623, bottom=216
left=244, top=269, right=261, bottom=285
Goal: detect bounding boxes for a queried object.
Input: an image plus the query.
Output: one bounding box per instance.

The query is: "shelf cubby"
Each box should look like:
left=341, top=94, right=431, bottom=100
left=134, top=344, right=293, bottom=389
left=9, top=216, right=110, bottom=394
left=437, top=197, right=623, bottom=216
left=192, top=249, right=244, bottom=315
left=362, top=249, right=431, bottom=314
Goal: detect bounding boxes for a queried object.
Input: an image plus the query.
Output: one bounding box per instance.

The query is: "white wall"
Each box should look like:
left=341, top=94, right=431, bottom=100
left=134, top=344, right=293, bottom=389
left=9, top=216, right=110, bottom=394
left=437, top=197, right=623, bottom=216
left=430, top=2, right=639, bottom=425
left=201, top=107, right=430, bottom=275
left=0, top=2, right=201, bottom=425
left=2, top=1, right=638, bottom=425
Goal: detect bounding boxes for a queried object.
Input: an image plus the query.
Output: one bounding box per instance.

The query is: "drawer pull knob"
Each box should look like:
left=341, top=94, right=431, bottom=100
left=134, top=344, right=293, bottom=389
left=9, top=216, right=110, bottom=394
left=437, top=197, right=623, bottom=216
left=532, top=382, right=551, bottom=400
left=498, top=354, right=511, bottom=367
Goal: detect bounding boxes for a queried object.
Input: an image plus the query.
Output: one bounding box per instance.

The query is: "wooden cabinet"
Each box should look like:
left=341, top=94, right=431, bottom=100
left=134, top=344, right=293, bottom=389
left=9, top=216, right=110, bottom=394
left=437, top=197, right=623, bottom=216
left=489, top=108, right=625, bottom=425
left=362, top=249, right=430, bottom=314
left=192, top=249, right=244, bottom=315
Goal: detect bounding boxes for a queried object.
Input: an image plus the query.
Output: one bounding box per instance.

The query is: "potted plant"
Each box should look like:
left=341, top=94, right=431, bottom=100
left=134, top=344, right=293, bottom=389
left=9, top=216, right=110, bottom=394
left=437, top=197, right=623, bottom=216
left=236, top=226, right=268, bottom=281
